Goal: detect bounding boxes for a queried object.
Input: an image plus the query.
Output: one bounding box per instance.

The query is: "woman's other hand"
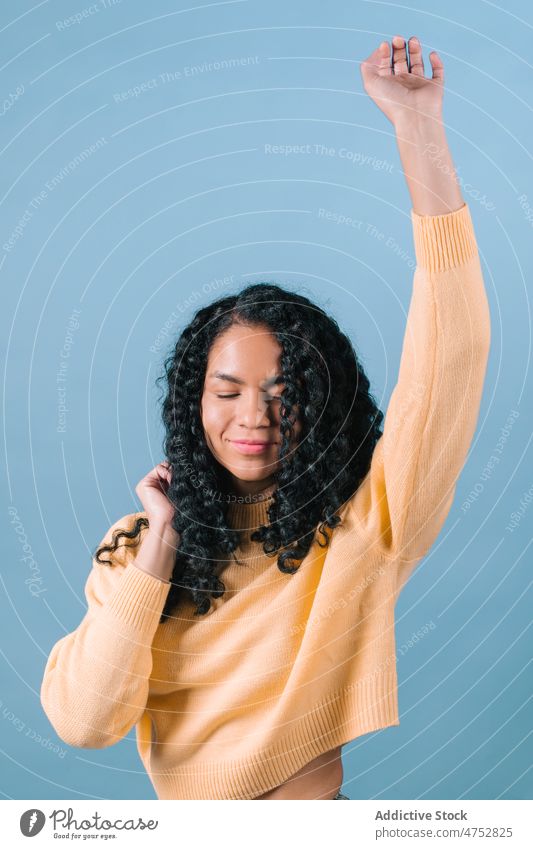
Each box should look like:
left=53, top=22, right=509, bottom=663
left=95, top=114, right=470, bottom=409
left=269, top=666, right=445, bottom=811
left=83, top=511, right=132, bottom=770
left=135, top=461, right=176, bottom=528
left=360, top=36, right=444, bottom=130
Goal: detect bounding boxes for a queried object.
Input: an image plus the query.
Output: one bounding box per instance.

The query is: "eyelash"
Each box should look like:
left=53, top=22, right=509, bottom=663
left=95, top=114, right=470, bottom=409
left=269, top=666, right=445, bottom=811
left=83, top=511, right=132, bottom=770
left=216, top=394, right=282, bottom=401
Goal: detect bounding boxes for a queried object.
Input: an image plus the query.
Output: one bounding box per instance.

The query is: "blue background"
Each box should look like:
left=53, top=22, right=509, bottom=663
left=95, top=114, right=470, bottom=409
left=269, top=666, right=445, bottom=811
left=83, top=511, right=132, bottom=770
left=1, top=0, right=531, bottom=801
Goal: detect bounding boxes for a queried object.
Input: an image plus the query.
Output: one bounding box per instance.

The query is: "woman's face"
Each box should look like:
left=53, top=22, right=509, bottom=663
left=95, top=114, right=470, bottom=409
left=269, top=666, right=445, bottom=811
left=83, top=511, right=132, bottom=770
left=200, top=323, right=301, bottom=497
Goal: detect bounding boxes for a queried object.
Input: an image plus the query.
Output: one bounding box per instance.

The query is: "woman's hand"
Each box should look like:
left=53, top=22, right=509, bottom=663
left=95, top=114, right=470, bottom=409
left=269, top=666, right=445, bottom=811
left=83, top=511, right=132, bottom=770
left=361, top=35, right=462, bottom=215
left=133, top=461, right=180, bottom=581
left=135, top=461, right=176, bottom=529
left=360, top=35, right=444, bottom=130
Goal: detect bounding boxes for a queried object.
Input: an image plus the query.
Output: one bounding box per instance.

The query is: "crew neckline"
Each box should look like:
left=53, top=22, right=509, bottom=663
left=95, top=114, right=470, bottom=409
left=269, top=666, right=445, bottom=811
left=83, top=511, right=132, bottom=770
left=226, top=492, right=275, bottom=532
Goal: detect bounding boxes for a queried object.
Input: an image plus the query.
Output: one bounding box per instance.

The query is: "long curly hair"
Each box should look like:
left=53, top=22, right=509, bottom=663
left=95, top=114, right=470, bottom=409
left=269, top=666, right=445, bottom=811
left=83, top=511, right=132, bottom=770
left=95, top=282, right=384, bottom=624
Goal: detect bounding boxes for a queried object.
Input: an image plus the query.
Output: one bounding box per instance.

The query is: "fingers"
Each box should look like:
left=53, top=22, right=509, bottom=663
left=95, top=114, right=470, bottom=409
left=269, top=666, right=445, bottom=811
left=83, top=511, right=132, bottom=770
left=360, top=40, right=392, bottom=79
left=156, top=460, right=172, bottom=480
left=389, top=35, right=442, bottom=82
left=429, top=50, right=445, bottom=83
left=376, top=41, right=393, bottom=76
left=407, top=36, right=425, bottom=76
left=392, top=35, right=409, bottom=75
left=360, top=35, right=445, bottom=94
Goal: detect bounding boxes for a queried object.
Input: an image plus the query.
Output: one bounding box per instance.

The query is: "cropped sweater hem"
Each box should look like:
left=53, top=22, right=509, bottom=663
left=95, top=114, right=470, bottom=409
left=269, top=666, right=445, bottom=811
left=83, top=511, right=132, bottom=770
left=147, top=667, right=399, bottom=800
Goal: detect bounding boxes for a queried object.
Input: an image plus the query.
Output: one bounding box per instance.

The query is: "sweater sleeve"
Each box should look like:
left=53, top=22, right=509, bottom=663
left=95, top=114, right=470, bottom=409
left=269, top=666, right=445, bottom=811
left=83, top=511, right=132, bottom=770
left=40, top=513, right=172, bottom=749
left=347, top=202, right=491, bottom=595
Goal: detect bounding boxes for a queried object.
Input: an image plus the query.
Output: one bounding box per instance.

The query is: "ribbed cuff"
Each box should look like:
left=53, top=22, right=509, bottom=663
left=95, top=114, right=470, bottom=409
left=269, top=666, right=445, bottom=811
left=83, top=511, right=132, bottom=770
left=102, top=562, right=172, bottom=632
left=411, top=202, right=478, bottom=273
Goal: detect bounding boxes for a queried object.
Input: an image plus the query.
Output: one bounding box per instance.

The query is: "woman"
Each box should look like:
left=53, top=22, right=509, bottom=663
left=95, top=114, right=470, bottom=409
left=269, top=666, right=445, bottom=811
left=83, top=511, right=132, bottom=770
left=40, top=36, right=491, bottom=800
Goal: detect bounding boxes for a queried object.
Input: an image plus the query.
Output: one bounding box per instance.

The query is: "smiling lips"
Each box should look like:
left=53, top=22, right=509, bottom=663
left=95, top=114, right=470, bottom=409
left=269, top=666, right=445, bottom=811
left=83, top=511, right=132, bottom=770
left=230, top=439, right=275, bottom=455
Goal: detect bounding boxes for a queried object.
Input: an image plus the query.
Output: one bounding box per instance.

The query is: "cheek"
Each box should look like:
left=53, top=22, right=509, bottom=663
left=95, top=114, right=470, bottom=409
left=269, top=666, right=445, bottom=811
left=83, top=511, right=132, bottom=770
left=201, top=398, right=228, bottom=439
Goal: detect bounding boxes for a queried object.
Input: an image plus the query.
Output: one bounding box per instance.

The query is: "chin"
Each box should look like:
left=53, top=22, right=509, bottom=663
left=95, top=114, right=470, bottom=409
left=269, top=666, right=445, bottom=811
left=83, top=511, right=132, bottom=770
left=227, top=466, right=274, bottom=481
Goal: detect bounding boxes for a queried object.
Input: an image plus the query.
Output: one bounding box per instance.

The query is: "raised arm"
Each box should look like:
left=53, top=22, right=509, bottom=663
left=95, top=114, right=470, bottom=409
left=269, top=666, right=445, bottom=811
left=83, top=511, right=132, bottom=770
left=355, top=204, right=491, bottom=585
left=352, top=36, right=491, bottom=594
left=40, top=513, right=173, bottom=748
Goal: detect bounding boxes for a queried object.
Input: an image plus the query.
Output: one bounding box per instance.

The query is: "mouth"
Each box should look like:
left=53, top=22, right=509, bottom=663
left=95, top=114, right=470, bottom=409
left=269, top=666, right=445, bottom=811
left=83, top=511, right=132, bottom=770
left=230, top=439, right=276, bottom=455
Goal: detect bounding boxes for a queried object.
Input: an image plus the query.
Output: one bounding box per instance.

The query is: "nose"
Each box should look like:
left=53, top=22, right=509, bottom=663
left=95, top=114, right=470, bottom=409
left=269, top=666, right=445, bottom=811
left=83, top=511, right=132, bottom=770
left=237, top=389, right=275, bottom=429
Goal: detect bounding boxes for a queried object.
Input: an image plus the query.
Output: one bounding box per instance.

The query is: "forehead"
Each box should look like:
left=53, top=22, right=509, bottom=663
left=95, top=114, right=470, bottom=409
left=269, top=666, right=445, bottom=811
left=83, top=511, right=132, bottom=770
left=206, top=324, right=283, bottom=381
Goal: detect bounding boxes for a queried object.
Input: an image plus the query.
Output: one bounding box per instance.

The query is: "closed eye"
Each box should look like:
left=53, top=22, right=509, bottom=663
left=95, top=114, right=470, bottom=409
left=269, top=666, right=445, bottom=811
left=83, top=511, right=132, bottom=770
left=216, top=394, right=282, bottom=401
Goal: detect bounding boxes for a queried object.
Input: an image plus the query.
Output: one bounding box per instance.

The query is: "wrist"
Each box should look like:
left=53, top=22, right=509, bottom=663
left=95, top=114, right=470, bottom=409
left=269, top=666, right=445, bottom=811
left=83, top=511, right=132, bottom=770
left=146, top=521, right=180, bottom=547
left=394, top=118, right=464, bottom=216
left=132, top=524, right=179, bottom=584
left=395, top=116, right=447, bottom=147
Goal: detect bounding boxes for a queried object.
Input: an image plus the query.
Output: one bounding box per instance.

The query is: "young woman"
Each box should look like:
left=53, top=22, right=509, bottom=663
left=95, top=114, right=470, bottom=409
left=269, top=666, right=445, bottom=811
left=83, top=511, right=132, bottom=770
left=40, top=36, right=491, bottom=800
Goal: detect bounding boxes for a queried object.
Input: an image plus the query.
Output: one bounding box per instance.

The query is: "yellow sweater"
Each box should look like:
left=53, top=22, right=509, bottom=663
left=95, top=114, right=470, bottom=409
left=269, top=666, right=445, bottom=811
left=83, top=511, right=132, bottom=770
left=40, top=202, right=491, bottom=800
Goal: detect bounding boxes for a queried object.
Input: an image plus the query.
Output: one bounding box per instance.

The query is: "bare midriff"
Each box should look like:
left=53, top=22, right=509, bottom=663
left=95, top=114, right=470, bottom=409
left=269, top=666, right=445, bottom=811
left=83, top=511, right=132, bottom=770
left=254, top=745, right=343, bottom=799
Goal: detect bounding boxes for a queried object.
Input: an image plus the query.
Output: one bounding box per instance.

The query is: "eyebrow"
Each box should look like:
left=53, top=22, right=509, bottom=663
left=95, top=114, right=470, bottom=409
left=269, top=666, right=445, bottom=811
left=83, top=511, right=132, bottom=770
left=207, top=371, right=284, bottom=389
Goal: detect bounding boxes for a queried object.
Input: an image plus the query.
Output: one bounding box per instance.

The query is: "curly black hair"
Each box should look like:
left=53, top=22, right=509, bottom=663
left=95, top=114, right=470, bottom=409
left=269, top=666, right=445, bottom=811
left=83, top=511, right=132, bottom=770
left=95, top=282, right=384, bottom=624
